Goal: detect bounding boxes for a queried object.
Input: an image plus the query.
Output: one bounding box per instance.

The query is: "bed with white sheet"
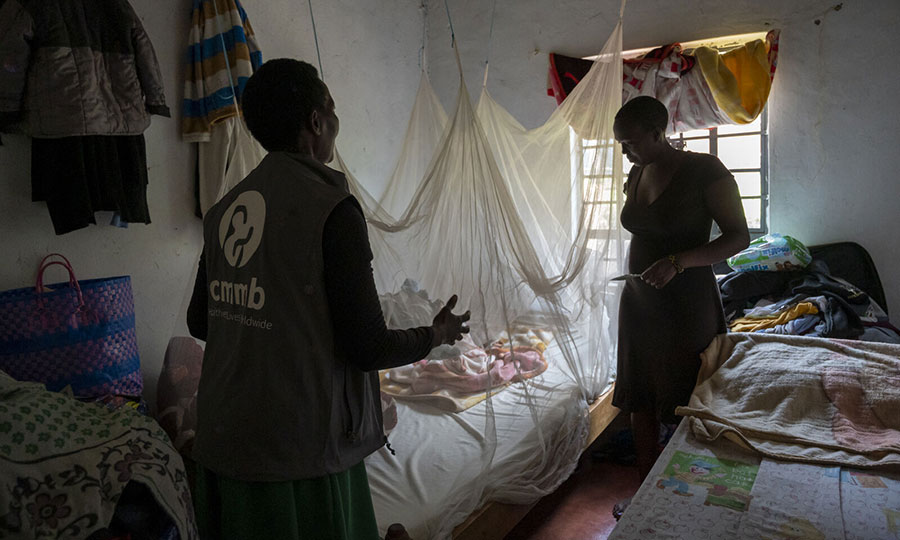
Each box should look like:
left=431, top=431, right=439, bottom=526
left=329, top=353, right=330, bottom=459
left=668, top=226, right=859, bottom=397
left=609, top=332, right=900, bottom=540
left=366, top=329, right=616, bottom=540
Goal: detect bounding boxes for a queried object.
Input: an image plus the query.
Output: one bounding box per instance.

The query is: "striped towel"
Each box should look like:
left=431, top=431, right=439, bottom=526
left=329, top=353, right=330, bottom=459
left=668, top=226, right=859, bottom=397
left=182, top=0, right=262, bottom=142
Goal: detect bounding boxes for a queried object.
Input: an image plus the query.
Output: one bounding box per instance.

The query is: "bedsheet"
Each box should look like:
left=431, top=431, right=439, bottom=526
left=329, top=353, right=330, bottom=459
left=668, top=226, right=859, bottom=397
left=366, top=331, right=610, bottom=539
left=609, top=419, right=900, bottom=540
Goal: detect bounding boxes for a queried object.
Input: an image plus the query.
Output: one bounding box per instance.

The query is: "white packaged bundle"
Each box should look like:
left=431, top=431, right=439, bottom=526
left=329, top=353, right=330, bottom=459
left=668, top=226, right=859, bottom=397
left=727, top=233, right=812, bottom=272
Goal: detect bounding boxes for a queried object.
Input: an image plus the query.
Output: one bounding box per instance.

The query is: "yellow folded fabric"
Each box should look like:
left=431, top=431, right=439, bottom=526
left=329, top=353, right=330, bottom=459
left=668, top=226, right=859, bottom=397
left=729, top=302, right=819, bottom=332
left=695, top=39, right=773, bottom=124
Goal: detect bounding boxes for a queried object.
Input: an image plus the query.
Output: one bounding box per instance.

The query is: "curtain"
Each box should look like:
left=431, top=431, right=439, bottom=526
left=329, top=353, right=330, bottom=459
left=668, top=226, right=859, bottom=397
left=548, top=30, right=781, bottom=132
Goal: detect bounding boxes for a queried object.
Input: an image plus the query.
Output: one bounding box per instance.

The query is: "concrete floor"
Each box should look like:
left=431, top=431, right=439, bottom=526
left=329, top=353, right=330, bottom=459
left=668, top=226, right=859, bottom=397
left=504, top=415, right=642, bottom=540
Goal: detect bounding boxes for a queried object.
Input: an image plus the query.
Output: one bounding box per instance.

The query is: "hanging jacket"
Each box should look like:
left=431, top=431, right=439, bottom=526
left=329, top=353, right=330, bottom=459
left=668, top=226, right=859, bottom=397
left=182, top=0, right=262, bottom=143
left=0, top=0, right=170, bottom=137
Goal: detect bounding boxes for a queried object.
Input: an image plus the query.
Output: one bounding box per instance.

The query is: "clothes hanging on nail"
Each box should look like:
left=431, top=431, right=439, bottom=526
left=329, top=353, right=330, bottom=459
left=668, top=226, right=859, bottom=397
left=182, top=0, right=265, bottom=215
left=0, top=0, right=170, bottom=234
left=31, top=135, right=151, bottom=235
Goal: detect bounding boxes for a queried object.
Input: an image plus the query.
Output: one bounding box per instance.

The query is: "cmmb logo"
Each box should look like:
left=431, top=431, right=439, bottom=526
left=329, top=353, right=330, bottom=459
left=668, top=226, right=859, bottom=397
left=219, top=190, right=266, bottom=268
left=212, top=190, right=267, bottom=310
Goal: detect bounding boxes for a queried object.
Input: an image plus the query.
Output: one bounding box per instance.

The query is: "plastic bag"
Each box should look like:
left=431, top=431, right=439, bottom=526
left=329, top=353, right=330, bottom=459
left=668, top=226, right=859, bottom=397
left=727, top=233, right=812, bottom=272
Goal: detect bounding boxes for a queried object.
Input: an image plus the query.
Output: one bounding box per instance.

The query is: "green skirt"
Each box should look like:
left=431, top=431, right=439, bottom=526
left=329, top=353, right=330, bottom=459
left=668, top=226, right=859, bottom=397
left=193, top=461, right=381, bottom=540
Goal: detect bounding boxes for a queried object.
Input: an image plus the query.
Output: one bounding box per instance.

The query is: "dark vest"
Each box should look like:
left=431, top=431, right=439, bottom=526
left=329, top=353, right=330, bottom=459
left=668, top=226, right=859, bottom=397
left=194, top=152, right=384, bottom=481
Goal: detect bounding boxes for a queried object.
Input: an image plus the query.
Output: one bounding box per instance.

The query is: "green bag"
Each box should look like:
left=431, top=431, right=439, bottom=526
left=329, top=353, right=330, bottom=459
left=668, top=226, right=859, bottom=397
left=727, top=233, right=812, bottom=272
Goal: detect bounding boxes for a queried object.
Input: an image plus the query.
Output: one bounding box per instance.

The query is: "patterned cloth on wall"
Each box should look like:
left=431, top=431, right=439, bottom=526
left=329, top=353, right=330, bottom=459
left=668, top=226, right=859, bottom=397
left=621, top=44, right=734, bottom=133
left=182, top=0, right=266, bottom=215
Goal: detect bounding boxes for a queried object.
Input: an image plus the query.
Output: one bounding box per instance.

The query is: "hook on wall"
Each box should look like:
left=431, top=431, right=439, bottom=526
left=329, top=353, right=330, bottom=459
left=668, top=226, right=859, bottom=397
left=814, top=3, right=842, bottom=25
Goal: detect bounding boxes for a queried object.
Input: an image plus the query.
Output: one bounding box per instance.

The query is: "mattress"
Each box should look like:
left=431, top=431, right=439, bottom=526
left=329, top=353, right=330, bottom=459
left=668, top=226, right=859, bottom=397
left=366, top=332, right=611, bottom=539
left=609, top=419, right=900, bottom=540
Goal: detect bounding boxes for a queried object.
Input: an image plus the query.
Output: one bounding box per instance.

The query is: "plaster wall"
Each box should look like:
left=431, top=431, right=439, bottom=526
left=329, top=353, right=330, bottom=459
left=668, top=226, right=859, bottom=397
left=1, top=0, right=898, bottom=408
left=425, top=0, right=900, bottom=316
left=0, top=0, right=424, bottom=406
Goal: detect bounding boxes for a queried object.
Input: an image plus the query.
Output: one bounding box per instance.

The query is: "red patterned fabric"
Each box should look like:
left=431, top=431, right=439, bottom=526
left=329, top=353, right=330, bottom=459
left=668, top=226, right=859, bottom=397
left=766, top=30, right=781, bottom=82
left=549, top=30, right=780, bottom=131
left=622, top=43, right=697, bottom=94
left=548, top=44, right=698, bottom=105
left=547, top=52, right=593, bottom=105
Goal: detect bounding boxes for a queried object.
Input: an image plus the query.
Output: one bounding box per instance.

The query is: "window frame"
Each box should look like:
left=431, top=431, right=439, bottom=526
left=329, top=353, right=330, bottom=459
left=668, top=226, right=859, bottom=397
left=572, top=134, right=626, bottom=244
left=579, top=33, right=773, bottom=238
left=673, top=107, right=769, bottom=234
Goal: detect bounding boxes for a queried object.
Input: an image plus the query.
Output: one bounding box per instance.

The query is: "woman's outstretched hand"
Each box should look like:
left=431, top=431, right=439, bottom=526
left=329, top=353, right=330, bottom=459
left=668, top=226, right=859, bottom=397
left=431, top=295, right=471, bottom=346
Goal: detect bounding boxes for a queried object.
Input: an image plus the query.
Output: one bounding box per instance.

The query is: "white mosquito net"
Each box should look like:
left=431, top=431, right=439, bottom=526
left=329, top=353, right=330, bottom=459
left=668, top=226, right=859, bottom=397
left=330, top=8, right=630, bottom=538
left=164, top=7, right=629, bottom=538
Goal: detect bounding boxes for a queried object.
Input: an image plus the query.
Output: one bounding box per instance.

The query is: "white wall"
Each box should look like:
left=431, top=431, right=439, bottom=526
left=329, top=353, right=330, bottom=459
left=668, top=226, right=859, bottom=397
left=3, top=0, right=898, bottom=407
left=0, top=0, right=424, bottom=408
left=425, top=0, right=900, bottom=316
left=767, top=2, right=900, bottom=317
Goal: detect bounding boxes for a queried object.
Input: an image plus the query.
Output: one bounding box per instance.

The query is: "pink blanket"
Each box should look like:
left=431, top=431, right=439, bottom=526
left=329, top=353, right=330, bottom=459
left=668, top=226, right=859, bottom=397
left=400, top=347, right=545, bottom=394
left=381, top=334, right=549, bottom=412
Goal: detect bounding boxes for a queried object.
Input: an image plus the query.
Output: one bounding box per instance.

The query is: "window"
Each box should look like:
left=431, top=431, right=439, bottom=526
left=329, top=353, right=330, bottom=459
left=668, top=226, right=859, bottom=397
left=673, top=109, right=769, bottom=233
left=573, top=135, right=628, bottom=254
left=578, top=113, right=770, bottom=239
left=579, top=140, right=622, bottom=237
left=578, top=32, right=771, bottom=238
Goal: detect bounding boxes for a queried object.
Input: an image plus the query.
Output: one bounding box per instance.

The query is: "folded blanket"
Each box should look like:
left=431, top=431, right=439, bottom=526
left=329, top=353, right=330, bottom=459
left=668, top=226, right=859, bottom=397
left=676, top=333, right=900, bottom=469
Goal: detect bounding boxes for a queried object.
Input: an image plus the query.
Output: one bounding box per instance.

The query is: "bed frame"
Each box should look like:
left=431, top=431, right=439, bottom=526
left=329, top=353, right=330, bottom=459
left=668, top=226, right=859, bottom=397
left=451, top=384, right=619, bottom=540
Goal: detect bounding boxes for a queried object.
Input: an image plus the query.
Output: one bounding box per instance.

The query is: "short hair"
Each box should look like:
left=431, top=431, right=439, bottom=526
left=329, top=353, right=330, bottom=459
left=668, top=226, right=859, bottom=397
left=614, top=96, right=668, bottom=133
left=241, top=59, right=327, bottom=152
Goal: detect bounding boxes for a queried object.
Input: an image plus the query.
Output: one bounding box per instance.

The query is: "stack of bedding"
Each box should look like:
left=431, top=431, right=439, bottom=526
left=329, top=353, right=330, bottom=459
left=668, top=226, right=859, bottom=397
left=719, top=259, right=899, bottom=342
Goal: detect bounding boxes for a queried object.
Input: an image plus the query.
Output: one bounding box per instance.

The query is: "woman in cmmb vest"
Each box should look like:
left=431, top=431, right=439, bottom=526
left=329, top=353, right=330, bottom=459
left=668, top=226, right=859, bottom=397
left=187, top=58, right=470, bottom=540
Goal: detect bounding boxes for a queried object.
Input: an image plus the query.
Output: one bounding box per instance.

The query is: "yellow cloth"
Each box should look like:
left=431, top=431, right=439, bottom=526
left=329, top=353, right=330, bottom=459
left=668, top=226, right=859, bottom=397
left=729, top=302, right=818, bottom=332
left=695, top=39, right=773, bottom=124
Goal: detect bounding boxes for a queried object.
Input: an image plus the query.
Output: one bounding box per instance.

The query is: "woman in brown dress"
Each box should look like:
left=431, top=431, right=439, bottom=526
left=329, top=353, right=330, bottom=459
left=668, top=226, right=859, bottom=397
left=611, top=96, right=750, bottom=513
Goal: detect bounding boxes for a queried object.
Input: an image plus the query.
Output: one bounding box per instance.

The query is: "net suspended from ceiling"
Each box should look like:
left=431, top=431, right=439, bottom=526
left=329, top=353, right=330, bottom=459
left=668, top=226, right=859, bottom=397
left=158, top=0, right=630, bottom=536
left=329, top=4, right=630, bottom=537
